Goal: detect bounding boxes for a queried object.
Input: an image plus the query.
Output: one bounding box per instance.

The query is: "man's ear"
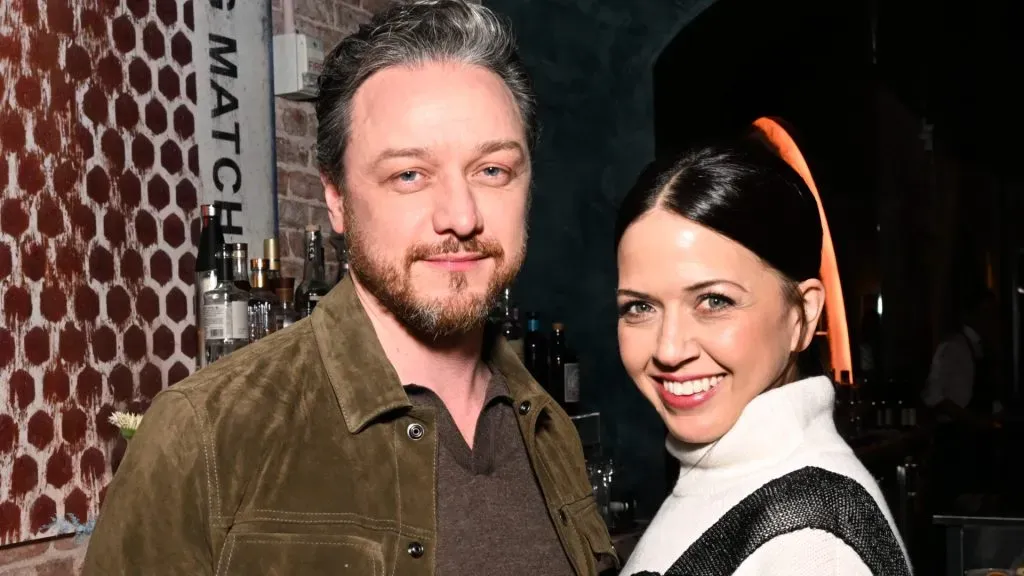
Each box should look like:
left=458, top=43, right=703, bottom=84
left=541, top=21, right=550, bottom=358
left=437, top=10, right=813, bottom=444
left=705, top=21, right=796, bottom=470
left=791, top=278, right=826, bottom=352
left=322, top=174, right=345, bottom=234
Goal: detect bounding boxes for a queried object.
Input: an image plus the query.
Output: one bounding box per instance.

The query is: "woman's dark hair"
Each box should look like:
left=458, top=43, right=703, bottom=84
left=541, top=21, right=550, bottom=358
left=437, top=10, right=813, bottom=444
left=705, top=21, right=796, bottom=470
left=616, top=135, right=825, bottom=373
left=616, top=136, right=822, bottom=281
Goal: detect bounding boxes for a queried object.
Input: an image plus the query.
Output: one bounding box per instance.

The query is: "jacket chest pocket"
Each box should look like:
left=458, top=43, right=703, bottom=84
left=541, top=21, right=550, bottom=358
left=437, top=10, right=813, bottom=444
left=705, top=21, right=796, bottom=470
left=216, top=532, right=385, bottom=576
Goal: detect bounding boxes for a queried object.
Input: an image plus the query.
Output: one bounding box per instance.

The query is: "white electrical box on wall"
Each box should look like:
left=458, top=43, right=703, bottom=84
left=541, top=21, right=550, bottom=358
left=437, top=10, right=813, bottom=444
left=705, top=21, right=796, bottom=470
left=273, top=33, right=325, bottom=101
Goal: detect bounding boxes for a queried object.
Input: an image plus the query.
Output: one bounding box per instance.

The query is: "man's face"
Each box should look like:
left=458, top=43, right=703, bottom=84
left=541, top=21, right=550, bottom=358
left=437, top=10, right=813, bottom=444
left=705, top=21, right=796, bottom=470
left=325, top=61, right=531, bottom=340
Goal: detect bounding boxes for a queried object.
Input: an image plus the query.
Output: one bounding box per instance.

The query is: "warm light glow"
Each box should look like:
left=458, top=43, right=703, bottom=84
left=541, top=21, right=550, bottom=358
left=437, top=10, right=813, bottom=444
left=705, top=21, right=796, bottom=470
left=752, top=117, right=853, bottom=381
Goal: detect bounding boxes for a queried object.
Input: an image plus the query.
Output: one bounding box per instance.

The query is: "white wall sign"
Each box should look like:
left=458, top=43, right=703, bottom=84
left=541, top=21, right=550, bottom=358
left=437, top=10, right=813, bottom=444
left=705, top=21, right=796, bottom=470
left=193, top=0, right=277, bottom=249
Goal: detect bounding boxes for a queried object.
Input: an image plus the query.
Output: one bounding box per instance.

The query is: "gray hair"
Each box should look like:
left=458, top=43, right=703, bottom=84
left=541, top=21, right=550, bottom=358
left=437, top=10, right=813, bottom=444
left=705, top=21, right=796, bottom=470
left=315, top=0, right=537, bottom=186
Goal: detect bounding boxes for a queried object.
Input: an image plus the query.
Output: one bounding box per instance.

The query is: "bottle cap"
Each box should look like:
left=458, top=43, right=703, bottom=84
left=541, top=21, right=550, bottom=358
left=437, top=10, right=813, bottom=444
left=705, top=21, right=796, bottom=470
left=264, top=238, right=280, bottom=264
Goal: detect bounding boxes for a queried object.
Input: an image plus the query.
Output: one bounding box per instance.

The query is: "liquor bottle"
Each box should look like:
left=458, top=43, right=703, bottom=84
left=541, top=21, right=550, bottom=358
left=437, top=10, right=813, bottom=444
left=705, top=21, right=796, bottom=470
left=228, top=243, right=250, bottom=292
left=548, top=322, right=581, bottom=414
left=195, top=204, right=224, bottom=369
left=503, top=306, right=524, bottom=360
left=264, top=237, right=282, bottom=285
left=329, top=232, right=350, bottom=285
left=295, top=225, right=331, bottom=318
left=523, top=312, right=547, bottom=386
left=248, top=258, right=279, bottom=342
left=202, top=246, right=250, bottom=364
left=858, top=293, right=882, bottom=384
left=272, top=277, right=300, bottom=331
left=491, top=287, right=512, bottom=324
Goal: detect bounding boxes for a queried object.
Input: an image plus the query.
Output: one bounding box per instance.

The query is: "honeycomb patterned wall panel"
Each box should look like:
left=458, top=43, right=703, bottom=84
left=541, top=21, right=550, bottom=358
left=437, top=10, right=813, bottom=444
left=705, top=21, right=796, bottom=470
left=0, top=0, right=198, bottom=546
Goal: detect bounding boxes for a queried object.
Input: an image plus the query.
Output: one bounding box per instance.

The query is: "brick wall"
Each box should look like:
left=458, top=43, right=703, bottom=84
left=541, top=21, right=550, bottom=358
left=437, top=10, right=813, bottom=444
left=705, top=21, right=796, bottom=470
left=271, top=0, right=388, bottom=282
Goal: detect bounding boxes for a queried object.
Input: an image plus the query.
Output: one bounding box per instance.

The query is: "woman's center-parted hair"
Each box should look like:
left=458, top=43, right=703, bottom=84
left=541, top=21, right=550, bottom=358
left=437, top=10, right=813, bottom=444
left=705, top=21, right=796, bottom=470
left=616, top=137, right=823, bottom=286
left=314, top=0, right=537, bottom=188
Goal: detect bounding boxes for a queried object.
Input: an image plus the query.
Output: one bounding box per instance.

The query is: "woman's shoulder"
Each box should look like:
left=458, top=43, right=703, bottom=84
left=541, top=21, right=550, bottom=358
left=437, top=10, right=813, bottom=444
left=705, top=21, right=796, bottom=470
left=691, top=466, right=910, bottom=575
left=736, top=529, right=875, bottom=575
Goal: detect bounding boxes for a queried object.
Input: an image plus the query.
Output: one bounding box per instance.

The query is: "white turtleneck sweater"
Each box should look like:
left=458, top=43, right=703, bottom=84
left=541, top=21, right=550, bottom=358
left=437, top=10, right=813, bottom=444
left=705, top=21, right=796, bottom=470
left=622, top=376, right=910, bottom=575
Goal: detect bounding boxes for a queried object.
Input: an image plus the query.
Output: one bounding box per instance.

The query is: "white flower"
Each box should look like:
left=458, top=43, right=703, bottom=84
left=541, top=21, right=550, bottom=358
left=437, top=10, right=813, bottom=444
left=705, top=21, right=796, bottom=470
left=108, top=411, right=144, bottom=436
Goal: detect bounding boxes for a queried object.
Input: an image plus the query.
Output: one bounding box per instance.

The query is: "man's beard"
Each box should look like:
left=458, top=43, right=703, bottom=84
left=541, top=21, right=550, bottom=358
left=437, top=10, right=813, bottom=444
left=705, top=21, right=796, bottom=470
left=345, top=216, right=525, bottom=342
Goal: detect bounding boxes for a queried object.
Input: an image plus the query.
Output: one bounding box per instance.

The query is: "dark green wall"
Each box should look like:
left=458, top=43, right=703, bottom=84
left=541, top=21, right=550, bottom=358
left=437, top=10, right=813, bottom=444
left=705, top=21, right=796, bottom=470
left=484, top=0, right=715, bottom=513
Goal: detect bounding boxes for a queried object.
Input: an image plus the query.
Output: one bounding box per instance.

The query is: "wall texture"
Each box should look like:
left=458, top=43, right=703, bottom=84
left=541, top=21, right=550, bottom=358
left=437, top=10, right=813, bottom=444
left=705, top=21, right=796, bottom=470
left=0, top=0, right=382, bottom=573
left=0, top=0, right=198, bottom=569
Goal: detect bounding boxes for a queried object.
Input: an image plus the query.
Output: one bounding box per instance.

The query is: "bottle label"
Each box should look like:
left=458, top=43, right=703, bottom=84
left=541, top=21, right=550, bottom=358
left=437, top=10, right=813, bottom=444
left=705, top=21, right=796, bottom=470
left=309, top=293, right=322, bottom=302
left=563, top=362, right=580, bottom=403
left=230, top=301, right=249, bottom=340
left=203, top=302, right=249, bottom=341
left=196, top=270, right=218, bottom=368
left=203, top=303, right=226, bottom=340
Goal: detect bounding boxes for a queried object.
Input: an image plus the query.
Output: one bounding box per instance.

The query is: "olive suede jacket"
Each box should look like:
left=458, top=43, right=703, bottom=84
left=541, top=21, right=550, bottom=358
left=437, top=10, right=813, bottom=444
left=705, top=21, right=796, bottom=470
left=83, top=276, right=616, bottom=575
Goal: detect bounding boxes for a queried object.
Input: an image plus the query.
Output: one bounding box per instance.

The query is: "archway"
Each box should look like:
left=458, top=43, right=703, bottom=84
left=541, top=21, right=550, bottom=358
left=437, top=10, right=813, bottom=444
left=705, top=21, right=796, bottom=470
left=751, top=117, right=853, bottom=380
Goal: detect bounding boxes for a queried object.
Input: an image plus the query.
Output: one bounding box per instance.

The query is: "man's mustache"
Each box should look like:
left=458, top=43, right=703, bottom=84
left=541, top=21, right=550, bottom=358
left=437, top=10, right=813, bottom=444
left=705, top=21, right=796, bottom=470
left=405, top=237, right=505, bottom=264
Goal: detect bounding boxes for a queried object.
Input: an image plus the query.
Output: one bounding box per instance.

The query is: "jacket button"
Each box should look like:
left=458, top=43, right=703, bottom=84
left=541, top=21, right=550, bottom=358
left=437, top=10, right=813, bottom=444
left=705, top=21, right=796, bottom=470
left=406, top=423, right=425, bottom=440
left=407, top=541, right=425, bottom=558
left=558, top=510, right=569, bottom=525
left=518, top=401, right=531, bottom=415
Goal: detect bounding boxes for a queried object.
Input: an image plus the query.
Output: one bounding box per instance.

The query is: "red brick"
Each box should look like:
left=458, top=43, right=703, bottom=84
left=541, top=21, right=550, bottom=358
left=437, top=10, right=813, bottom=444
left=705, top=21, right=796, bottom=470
left=288, top=170, right=324, bottom=201
left=276, top=137, right=310, bottom=166
left=279, top=105, right=312, bottom=138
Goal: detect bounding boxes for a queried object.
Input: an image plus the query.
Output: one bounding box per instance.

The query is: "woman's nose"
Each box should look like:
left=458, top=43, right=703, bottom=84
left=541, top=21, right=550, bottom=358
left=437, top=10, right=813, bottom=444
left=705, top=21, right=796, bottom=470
left=652, top=317, right=700, bottom=370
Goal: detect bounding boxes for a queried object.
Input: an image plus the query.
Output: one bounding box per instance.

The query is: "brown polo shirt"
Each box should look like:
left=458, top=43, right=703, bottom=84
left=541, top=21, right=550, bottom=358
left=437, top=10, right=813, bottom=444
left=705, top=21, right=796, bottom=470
left=406, top=369, right=575, bottom=576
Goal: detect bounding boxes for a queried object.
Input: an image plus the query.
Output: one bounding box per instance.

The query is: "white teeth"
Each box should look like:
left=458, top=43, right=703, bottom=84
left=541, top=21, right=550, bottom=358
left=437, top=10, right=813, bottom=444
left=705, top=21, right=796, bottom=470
left=661, top=375, right=723, bottom=396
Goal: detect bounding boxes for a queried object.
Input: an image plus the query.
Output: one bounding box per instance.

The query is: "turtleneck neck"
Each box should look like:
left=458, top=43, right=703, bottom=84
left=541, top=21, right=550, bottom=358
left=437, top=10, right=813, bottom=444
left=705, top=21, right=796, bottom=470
left=667, top=375, right=838, bottom=495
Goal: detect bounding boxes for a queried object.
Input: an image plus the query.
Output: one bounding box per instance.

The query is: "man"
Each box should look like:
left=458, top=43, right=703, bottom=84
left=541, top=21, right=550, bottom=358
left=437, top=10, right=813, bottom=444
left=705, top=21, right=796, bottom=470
left=83, top=2, right=616, bottom=574
left=922, top=287, right=998, bottom=425
left=922, top=287, right=1000, bottom=509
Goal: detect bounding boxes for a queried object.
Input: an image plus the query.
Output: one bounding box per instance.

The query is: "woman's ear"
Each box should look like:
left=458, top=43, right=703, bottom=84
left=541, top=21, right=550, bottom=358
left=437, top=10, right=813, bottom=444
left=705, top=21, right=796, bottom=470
left=791, top=278, right=826, bottom=352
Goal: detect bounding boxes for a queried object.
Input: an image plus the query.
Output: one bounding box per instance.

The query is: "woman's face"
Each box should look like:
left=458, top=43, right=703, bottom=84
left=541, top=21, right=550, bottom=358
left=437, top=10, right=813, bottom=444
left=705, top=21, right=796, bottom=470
left=616, top=209, right=822, bottom=445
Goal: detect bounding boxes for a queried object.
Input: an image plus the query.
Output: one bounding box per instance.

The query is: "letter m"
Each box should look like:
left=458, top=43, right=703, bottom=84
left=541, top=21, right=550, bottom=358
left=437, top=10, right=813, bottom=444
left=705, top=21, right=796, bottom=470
left=209, top=34, right=238, bottom=78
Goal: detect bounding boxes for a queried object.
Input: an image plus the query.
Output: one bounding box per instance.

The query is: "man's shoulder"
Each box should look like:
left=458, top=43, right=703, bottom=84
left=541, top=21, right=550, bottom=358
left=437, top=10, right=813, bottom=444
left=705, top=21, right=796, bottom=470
left=166, top=319, right=326, bottom=424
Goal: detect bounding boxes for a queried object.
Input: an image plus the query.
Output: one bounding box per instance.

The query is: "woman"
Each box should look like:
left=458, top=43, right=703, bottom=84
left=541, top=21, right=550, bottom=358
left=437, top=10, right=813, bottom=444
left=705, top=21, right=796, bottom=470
left=616, top=138, right=911, bottom=575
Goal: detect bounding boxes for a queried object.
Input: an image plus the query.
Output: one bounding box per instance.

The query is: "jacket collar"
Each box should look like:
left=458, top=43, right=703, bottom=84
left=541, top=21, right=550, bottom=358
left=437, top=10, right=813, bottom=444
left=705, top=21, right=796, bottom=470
left=311, top=275, right=550, bottom=433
